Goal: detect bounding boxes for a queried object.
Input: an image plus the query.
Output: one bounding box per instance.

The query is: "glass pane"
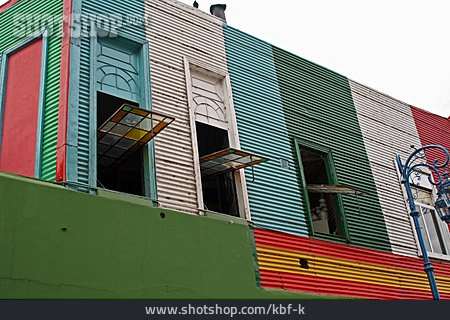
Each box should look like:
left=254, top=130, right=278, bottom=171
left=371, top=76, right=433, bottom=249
left=138, top=118, right=154, bottom=131
left=120, top=113, right=143, bottom=126
left=110, top=124, right=132, bottom=136
left=412, top=187, right=433, bottom=206
left=99, top=121, right=115, bottom=132
left=236, top=156, right=253, bottom=164
left=97, top=143, right=109, bottom=155
left=99, top=133, right=121, bottom=146
left=421, top=207, right=445, bottom=254
left=125, top=128, right=147, bottom=141
left=152, top=114, right=166, bottom=122
left=223, top=154, right=241, bottom=161
left=419, top=211, right=432, bottom=253
left=115, top=138, right=137, bottom=150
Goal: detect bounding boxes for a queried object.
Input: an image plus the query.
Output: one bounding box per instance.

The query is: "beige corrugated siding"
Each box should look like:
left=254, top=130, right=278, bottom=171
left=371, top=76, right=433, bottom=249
left=145, top=0, right=227, bottom=212
left=350, top=80, right=421, bottom=256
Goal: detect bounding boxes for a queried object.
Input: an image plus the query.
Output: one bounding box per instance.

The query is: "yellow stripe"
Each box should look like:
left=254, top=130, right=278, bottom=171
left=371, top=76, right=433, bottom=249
left=257, top=246, right=450, bottom=293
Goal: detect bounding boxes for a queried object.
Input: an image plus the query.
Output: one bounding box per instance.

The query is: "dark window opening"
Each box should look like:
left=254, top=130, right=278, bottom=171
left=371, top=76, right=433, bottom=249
left=300, top=149, right=342, bottom=236
left=97, top=92, right=145, bottom=196
left=196, top=122, right=239, bottom=217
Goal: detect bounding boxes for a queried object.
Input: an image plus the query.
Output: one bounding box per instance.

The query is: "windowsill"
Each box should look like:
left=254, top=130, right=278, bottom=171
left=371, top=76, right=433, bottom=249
left=419, top=251, right=450, bottom=262
left=311, top=232, right=349, bottom=244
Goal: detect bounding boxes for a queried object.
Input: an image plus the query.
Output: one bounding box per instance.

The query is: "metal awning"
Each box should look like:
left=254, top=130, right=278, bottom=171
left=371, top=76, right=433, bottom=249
left=97, top=104, right=174, bottom=167
left=307, top=184, right=364, bottom=195
left=200, top=148, right=268, bottom=176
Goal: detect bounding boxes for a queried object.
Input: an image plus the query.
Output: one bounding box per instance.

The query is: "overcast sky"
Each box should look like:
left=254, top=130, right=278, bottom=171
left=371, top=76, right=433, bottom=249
left=179, top=0, right=450, bottom=118
left=1, top=0, right=448, bottom=118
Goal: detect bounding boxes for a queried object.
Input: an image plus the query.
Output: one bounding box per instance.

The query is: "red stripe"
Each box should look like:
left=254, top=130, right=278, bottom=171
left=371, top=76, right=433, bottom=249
left=55, top=0, right=73, bottom=182
left=411, top=106, right=450, bottom=183
left=0, top=0, right=21, bottom=13
left=0, top=38, right=43, bottom=177
left=254, top=229, right=450, bottom=277
left=260, top=269, right=450, bottom=300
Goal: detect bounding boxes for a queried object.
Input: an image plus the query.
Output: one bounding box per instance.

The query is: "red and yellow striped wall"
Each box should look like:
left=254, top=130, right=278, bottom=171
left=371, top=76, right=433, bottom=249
left=254, top=228, right=450, bottom=299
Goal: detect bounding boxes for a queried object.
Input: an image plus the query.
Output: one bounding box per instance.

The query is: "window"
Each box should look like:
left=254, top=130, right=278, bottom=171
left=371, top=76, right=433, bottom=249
left=410, top=178, right=450, bottom=258
left=196, top=122, right=239, bottom=216
left=185, top=59, right=259, bottom=219
left=95, top=93, right=173, bottom=197
left=295, top=140, right=348, bottom=238
left=96, top=93, right=145, bottom=196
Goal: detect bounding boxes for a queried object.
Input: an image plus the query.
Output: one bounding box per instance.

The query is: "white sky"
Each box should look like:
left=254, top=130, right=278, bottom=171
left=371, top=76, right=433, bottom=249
left=1, top=0, right=448, bottom=117
left=178, top=0, right=450, bottom=118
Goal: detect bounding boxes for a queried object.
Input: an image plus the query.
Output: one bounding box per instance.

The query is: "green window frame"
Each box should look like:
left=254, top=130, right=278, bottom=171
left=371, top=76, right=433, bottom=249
left=294, top=138, right=350, bottom=242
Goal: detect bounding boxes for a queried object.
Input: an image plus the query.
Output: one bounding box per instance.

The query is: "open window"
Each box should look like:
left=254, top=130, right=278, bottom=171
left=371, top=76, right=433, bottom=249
left=97, top=93, right=144, bottom=195
left=404, top=171, right=450, bottom=258
left=295, top=140, right=354, bottom=239
left=196, top=122, right=239, bottom=216
left=96, top=92, right=174, bottom=197
left=185, top=59, right=266, bottom=218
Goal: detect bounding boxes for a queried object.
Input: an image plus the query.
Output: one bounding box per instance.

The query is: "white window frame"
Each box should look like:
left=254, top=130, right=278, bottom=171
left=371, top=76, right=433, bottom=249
left=396, top=164, right=450, bottom=261
left=183, top=56, right=251, bottom=220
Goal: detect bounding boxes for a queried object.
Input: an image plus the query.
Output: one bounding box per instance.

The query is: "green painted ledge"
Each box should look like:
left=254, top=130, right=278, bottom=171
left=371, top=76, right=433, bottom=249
left=0, top=172, right=343, bottom=299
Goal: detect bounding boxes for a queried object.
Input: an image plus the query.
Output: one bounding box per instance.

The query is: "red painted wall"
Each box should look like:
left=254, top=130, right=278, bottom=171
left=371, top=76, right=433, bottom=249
left=255, top=228, right=450, bottom=300
left=411, top=106, right=450, bottom=181
left=0, top=38, right=43, bottom=177
left=0, top=0, right=21, bottom=13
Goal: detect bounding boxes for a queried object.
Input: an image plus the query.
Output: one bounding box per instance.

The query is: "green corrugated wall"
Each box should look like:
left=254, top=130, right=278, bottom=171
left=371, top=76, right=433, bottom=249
left=0, top=0, right=63, bottom=181
left=224, top=25, right=309, bottom=236
left=272, top=47, right=391, bottom=252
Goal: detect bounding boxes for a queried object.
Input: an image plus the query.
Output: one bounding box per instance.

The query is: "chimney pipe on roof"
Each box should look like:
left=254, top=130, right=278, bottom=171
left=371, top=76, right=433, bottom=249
left=210, top=4, right=227, bottom=21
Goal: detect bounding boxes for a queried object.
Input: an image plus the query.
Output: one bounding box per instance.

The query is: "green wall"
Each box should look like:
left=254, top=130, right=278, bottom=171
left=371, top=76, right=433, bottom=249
left=0, top=172, right=341, bottom=299
left=223, top=25, right=308, bottom=237
left=272, top=47, right=391, bottom=252
left=0, top=0, right=63, bottom=181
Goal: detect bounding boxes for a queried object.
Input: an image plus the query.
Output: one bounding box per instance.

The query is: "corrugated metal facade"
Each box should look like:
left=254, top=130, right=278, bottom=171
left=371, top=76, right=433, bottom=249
left=411, top=106, right=450, bottom=182
left=0, top=0, right=63, bottom=181
left=350, top=81, right=420, bottom=256
left=69, top=0, right=147, bottom=187
left=255, top=228, right=450, bottom=299
left=272, top=47, right=391, bottom=252
left=144, top=0, right=227, bottom=212
left=223, top=26, right=307, bottom=235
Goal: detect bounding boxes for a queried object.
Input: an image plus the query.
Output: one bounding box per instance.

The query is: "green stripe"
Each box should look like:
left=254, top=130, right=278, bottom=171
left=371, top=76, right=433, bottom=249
left=272, top=46, right=391, bottom=252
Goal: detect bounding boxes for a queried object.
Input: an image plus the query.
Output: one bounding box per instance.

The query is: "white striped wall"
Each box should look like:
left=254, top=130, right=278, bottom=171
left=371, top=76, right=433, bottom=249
left=144, top=0, right=227, bottom=213
left=350, top=80, right=421, bottom=256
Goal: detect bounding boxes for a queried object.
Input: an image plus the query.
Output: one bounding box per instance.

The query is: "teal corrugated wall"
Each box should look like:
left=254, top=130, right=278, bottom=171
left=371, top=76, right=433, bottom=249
left=223, top=25, right=309, bottom=236
left=0, top=0, right=63, bottom=181
left=69, top=0, right=147, bottom=187
left=272, top=47, right=391, bottom=252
